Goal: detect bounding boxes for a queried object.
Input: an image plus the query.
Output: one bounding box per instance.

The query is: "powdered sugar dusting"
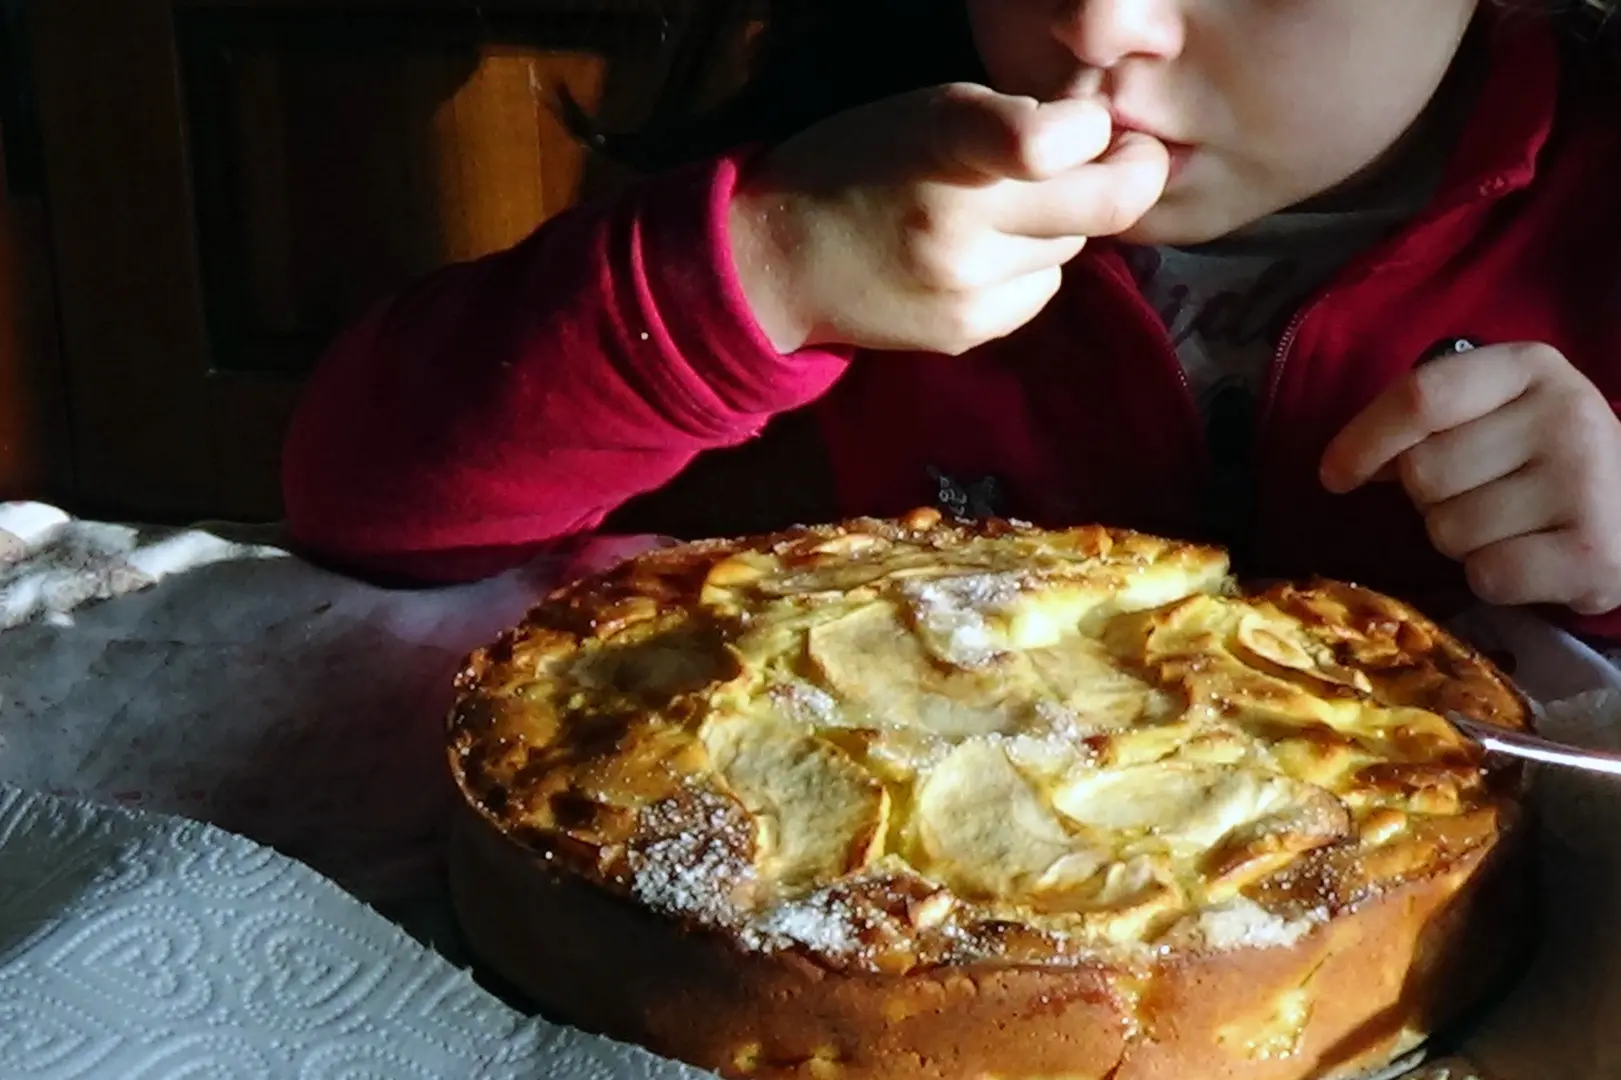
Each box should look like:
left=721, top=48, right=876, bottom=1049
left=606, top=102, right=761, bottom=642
left=902, top=572, right=1027, bottom=668
left=1194, top=897, right=1320, bottom=951
left=743, top=892, right=867, bottom=957
left=628, top=790, right=756, bottom=927
left=771, top=680, right=844, bottom=727
left=1034, top=700, right=1082, bottom=731
left=627, top=789, right=1326, bottom=968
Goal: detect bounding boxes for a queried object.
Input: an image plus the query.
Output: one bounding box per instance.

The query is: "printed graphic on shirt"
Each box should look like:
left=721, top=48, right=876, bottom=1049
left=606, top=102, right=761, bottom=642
left=1123, top=165, right=1441, bottom=555
left=1128, top=210, right=1410, bottom=422
left=927, top=467, right=1004, bottom=520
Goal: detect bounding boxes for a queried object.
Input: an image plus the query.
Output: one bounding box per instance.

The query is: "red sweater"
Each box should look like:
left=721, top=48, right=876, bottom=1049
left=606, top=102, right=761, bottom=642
left=282, top=14, right=1621, bottom=638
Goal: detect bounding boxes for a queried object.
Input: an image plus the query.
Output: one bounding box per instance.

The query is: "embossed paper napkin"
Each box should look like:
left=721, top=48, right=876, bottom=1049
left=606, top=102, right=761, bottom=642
left=0, top=784, right=712, bottom=1079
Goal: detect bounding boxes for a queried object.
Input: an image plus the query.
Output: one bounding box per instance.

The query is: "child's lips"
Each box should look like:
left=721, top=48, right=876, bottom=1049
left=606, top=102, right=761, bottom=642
left=1163, top=143, right=1196, bottom=182
left=1107, top=111, right=1196, bottom=180
left=1108, top=108, right=1187, bottom=146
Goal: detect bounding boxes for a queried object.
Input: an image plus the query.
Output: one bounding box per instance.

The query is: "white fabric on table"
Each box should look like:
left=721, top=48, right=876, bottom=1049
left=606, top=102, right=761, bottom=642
left=8, top=502, right=1621, bottom=1079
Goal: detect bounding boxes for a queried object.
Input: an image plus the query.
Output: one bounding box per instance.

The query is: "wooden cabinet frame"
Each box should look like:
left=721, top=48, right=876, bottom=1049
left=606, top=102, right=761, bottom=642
left=29, top=0, right=752, bottom=521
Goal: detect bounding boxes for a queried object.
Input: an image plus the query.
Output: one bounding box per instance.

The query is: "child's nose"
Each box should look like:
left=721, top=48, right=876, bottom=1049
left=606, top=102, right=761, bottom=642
left=1052, top=0, right=1186, bottom=68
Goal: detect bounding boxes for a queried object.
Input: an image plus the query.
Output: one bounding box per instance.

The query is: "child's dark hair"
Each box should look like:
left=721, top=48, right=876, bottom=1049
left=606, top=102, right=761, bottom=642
left=572, top=0, right=1618, bottom=175
left=564, top=0, right=981, bottom=172
left=1573, top=0, right=1619, bottom=18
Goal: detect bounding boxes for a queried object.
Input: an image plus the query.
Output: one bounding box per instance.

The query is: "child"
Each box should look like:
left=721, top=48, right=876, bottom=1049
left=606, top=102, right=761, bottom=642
left=282, top=0, right=1621, bottom=639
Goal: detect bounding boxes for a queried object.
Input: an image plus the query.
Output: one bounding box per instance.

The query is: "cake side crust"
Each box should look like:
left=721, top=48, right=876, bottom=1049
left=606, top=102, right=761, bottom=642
left=449, top=795, right=1529, bottom=1080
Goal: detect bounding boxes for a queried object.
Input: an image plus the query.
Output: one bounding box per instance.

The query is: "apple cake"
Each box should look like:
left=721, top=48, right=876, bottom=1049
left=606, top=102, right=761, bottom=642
left=446, top=509, right=1531, bottom=1080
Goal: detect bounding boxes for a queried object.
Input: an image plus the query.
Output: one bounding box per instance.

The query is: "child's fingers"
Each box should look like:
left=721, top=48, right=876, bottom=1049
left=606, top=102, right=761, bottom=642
left=1321, top=346, right=1536, bottom=493
left=905, top=232, right=1089, bottom=292
left=1422, top=465, right=1559, bottom=561
left=995, top=132, right=1170, bottom=239
left=930, top=85, right=1113, bottom=181
left=922, top=269, right=1067, bottom=355
left=1465, top=530, right=1617, bottom=613
left=1395, top=398, right=1540, bottom=508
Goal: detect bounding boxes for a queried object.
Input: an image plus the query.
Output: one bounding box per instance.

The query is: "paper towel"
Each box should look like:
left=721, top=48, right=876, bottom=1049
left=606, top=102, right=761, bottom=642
left=0, top=783, right=715, bottom=1079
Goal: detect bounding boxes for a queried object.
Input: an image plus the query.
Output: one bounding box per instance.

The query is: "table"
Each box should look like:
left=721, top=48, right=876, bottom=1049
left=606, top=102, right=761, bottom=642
left=5, top=502, right=1617, bottom=1079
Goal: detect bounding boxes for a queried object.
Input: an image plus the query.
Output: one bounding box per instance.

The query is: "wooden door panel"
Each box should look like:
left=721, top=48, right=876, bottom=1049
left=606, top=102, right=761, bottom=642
left=32, top=0, right=749, bottom=522
left=208, top=371, right=305, bottom=521
left=181, top=12, right=640, bottom=376
left=31, top=0, right=206, bottom=518
left=0, top=131, right=70, bottom=502
left=0, top=1, right=68, bottom=501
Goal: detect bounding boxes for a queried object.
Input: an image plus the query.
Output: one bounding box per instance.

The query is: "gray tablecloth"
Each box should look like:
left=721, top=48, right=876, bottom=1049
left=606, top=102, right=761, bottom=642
left=8, top=502, right=1617, bottom=1079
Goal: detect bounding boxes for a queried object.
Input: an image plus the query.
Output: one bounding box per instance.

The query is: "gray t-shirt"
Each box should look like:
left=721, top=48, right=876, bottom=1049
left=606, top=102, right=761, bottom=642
left=1120, top=130, right=1452, bottom=551
left=1129, top=179, right=1439, bottom=426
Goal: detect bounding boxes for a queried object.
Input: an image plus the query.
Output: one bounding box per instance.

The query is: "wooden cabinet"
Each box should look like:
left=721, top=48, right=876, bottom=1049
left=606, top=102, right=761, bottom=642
left=19, top=0, right=754, bottom=522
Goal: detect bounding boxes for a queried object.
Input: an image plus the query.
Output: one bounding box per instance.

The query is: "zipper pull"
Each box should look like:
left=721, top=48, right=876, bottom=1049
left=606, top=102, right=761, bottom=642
left=1420, top=337, right=1481, bottom=365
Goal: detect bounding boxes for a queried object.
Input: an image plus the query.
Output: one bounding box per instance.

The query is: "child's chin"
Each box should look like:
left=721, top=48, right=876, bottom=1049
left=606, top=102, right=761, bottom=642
left=1115, top=195, right=1271, bottom=249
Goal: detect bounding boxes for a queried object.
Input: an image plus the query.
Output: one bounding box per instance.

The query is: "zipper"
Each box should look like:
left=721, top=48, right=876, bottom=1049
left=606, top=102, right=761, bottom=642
left=1163, top=333, right=1204, bottom=476
left=1251, top=193, right=1492, bottom=455
left=1077, top=172, right=1506, bottom=548
left=1256, top=302, right=1315, bottom=443
left=1250, top=133, right=1522, bottom=441
left=1238, top=298, right=1322, bottom=570
left=1088, top=251, right=1209, bottom=478
left=1244, top=192, right=1498, bottom=567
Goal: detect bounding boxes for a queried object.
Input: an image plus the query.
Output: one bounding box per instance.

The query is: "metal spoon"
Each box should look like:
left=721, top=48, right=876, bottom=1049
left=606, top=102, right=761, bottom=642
left=1447, top=711, right=1621, bottom=777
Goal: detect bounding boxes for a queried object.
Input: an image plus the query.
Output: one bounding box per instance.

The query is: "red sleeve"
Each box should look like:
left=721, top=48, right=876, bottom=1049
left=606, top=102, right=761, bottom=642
left=1555, top=608, right=1621, bottom=648
left=280, top=151, right=850, bottom=584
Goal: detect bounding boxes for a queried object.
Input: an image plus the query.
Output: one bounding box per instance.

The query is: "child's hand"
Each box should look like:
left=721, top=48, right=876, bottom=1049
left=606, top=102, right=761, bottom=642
left=1320, top=344, right=1621, bottom=614
left=728, top=84, right=1170, bottom=355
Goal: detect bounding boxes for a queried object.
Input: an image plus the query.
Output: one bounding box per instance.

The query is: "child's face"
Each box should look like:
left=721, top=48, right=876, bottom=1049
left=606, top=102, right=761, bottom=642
left=966, top=0, right=1481, bottom=245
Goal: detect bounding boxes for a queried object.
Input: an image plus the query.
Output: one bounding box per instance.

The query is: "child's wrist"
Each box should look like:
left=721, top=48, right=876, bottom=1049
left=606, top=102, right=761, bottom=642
left=727, top=171, right=818, bottom=355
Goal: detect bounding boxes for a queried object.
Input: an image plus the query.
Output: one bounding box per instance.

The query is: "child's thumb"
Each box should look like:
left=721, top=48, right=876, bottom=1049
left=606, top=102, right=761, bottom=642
left=928, top=84, right=1112, bottom=181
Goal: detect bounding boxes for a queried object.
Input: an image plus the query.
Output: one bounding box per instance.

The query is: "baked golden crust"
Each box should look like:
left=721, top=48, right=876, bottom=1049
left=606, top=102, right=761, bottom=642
left=447, top=510, right=1531, bottom=1079
left=449, top=798, right=1525, bottom=1080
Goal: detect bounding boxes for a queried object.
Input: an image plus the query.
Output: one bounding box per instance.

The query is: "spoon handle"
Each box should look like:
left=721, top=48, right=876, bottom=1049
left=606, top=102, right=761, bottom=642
left=1447, top=712, right=1621, bottom=777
